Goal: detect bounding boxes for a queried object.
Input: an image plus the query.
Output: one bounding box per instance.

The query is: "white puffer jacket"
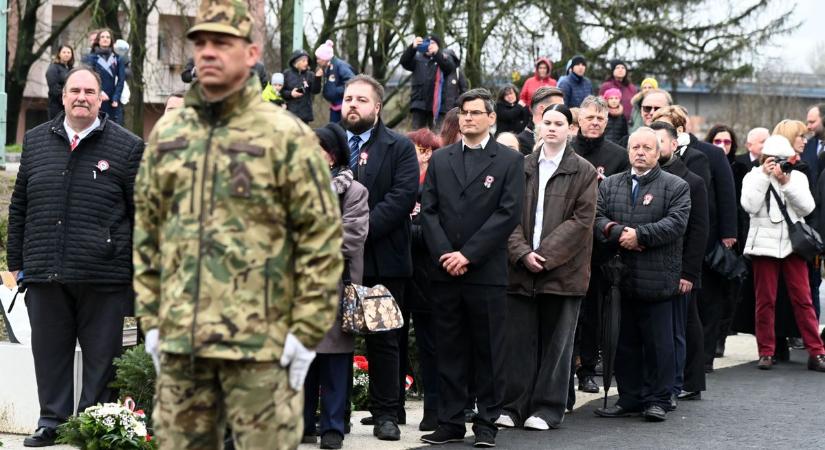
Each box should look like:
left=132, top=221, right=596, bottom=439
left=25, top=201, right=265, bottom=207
left=741, top=167, right=815, bottom=259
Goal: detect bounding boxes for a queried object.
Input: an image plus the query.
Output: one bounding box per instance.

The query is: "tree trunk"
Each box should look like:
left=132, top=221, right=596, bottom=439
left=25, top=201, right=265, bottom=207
left=412, top=0, right=426, bottom=37
left=279, top=0, right=295, bottom=69
left=371, top=0, right=398, bottom=83
left=546, top=0, right=586, bottom=66
left=345, top=0, right=359, bottom=72
left=313, top=0, right=343, bottom=52
left=92, top=0, right=123, bottom=37
left=463, top=0, right=483, bottom=88
left=127, top=0, right=150, bottom=137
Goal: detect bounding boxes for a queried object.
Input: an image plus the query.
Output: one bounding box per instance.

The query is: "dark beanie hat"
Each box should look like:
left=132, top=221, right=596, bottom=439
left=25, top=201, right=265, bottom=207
left=570, top=54, right=586, bottom=67
left=315, top=123, right=350, bottom=166
left=609, top=59, right=626, bottom=72
left=428, top=34, right=443, bottom=48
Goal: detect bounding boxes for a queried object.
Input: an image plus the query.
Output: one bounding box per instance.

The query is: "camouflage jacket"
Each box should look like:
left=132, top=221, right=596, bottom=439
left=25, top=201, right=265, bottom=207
left=134, top=76, right=343, bottom=361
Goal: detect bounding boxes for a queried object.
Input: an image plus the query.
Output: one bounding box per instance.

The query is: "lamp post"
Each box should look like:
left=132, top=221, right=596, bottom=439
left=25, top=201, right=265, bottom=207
left=292, top=0, right=303, bottom=54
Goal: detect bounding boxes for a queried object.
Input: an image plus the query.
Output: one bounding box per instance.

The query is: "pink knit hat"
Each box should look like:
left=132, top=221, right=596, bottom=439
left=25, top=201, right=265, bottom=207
left=315, top=40, right=334, bottom=60
left=604, top=88, right=622, bottom=99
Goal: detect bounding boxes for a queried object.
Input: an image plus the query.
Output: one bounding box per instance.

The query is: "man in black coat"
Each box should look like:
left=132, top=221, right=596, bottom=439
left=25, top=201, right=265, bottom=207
left=593, top=127, right=690, bottom=423
left=420, top=88, right=524, bottom=447
left=436, top=49, right=467, bottom=129
left=7, top=67, right=144, bottom=447
left=651, top=122, right=709, bottom=409
left=341, top=75, right=419, bottom=441
left=569, top=96, right=630, bottom=397
left=685, top=131, right=738, bottom=372
left=516, top=86, right=564, bottom=156
left=400, top=34, right=457, bottom=130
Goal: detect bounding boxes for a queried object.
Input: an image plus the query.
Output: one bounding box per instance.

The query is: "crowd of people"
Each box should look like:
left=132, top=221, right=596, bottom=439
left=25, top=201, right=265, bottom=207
left=22, top=0, right=825, bottom=449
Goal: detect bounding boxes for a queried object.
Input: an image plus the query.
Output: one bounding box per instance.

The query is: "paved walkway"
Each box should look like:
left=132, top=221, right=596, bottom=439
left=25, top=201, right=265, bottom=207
left=2, top=332, right=822, bottom=449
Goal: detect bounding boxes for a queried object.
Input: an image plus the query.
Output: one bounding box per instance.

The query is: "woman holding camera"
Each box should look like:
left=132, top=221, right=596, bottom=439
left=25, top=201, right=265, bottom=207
left=740, top=135, right=825, bottom=372
left=282, top=49, right=322, bottom=123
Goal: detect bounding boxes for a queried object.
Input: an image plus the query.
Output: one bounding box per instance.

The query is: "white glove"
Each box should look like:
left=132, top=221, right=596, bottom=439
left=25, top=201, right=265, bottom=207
left=279, top=333, right=316, bottom=390
left=144, top=329, right=161, bottom=374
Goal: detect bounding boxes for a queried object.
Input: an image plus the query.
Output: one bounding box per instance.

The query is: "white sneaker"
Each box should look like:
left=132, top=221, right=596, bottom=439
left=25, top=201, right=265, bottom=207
left=523, top=416, right=550, bottom=430
left=494, top=414, right=515, bottom=428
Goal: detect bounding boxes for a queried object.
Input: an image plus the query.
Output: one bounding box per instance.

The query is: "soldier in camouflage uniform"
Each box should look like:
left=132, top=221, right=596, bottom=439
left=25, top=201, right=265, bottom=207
left=133, top=1, right=343, bottom=449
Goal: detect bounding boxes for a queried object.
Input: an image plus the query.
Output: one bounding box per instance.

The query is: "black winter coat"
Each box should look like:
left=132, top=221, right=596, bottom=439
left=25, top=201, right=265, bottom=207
left=354, top=120, right=420, bottom=278
left=571, top=133, right=630, bottom=265
left=688, top=135, right=737, bottom=251
left=662, top=157, right=709, bottom=287
left=594, top=165, right=691, bottom=301
left=7, top=113, right=144, bottom=284
left=45, top=63, right=70, bottom=118
left=517, top=125, right=535, bottom=156
left=495, top=101, right=530, bottom=135
left=440, top=53, right=467, bottom=114
left=282, top=59, right=322, bottom=123
left=400, top=46, right=457, bottom=112
left=421, top=139, right=525, bottom=286
left=604, top=113, right=628, bottom=145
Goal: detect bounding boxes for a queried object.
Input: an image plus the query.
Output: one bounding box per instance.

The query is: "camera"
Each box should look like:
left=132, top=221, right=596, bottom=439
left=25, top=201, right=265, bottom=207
left=417, top=39, right=431, bottom=54
left=774, top=157, right=794, bottom=173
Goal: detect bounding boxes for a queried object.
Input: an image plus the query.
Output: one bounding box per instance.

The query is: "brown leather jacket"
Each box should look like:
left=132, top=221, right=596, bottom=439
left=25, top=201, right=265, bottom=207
left=507, top=145, right=598, bottom=297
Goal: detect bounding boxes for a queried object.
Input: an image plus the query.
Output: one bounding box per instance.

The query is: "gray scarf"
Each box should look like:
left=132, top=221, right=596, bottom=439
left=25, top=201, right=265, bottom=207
left=331, top=167, right=354, bottom=194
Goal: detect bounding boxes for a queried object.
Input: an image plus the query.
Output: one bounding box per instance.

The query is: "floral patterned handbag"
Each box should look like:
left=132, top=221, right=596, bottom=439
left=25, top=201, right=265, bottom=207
left=340, top=259, right=404, bottom=334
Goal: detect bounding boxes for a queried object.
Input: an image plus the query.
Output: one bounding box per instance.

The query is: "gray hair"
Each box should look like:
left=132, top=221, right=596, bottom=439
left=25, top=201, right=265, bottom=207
left=579, top=95, right=608, bottom=114
left=746, top=127, right=770, bottom=143
left=629, top=126, right=660, bottom=152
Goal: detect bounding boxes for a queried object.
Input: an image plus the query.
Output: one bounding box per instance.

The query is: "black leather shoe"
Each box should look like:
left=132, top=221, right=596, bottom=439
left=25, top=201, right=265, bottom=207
left=419, top=411, right=438, bottom=431
left=715, top=339, right=726, bottom=357
left=420, top=427, right=465, bottom=444
left=643, top=405, right=667, bottom=422
left=677, top=390, right=702, bottom=401
left=373, top=421, right=401, bottom=441
left=578, top=376, right=599, bottom=393
left=23, top=427, right=57, bottom=447
left=320, top=431, right=344, bottom=449
left=808, top=354, right=825, bottom=372
left=473, top=428, right=496, bottom=448
left=789, top=337, right=805, bottom=350
left=360, top=416, right=375, bottom=426
left=594, top=405, right=639, bottom=418
left=301, top=434, right=317, bottom=444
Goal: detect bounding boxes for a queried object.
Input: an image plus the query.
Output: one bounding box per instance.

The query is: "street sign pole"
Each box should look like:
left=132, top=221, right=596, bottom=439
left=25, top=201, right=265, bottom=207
left=292, top=0, right=303, bottom=54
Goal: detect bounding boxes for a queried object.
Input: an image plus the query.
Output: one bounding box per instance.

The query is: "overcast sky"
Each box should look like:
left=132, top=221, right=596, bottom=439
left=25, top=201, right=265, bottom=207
left=754, top=0, right=821, bottom=72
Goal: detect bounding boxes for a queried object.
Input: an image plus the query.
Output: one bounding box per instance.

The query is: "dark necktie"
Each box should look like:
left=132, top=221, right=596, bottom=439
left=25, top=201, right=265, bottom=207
left=631, top=175, right=640, bottom=205
left=349, top=135, right=362, bottom=171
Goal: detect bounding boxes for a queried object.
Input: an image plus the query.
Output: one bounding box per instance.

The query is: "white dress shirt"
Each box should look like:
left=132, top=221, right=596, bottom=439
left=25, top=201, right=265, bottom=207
left=533, top=147, right=565, bottom=250
left=63, top=117, right=101, bottom=148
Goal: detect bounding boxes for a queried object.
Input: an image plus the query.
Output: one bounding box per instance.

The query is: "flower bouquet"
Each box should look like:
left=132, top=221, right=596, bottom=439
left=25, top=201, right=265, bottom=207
left=352, top=355, right=370, bottom=411
left=56, top=399, right=154, bottom=449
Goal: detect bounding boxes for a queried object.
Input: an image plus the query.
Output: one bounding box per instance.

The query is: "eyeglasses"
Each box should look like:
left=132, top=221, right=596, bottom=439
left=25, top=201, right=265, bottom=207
left=641, top=105, right=661, bottom=114
left=459, top=109, right=489, bottom=118
left=713, top=139, right=732, bottom=146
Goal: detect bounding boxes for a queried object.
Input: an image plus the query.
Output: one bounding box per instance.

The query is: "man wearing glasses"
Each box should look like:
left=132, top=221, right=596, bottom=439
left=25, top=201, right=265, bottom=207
left=420, top=88, right=524, bottom=447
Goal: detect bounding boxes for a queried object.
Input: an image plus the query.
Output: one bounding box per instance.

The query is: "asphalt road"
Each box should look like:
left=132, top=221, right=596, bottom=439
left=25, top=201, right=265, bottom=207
left=408, top=347, right=825, bottom=450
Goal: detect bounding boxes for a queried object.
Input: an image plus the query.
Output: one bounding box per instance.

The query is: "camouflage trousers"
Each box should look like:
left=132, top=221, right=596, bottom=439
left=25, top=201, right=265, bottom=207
left=153, top=353, right=303, bottom=450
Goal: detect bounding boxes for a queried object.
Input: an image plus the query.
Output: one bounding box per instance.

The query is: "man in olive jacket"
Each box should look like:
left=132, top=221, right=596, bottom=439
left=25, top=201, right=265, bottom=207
left=593, top=127, right=690, bottom=423
left=498, top=104, right=597, bottom=431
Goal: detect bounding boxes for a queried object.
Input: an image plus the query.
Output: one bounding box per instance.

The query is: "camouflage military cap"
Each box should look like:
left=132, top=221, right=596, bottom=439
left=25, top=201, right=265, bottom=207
left=187, top=0, right=254, bottom=41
